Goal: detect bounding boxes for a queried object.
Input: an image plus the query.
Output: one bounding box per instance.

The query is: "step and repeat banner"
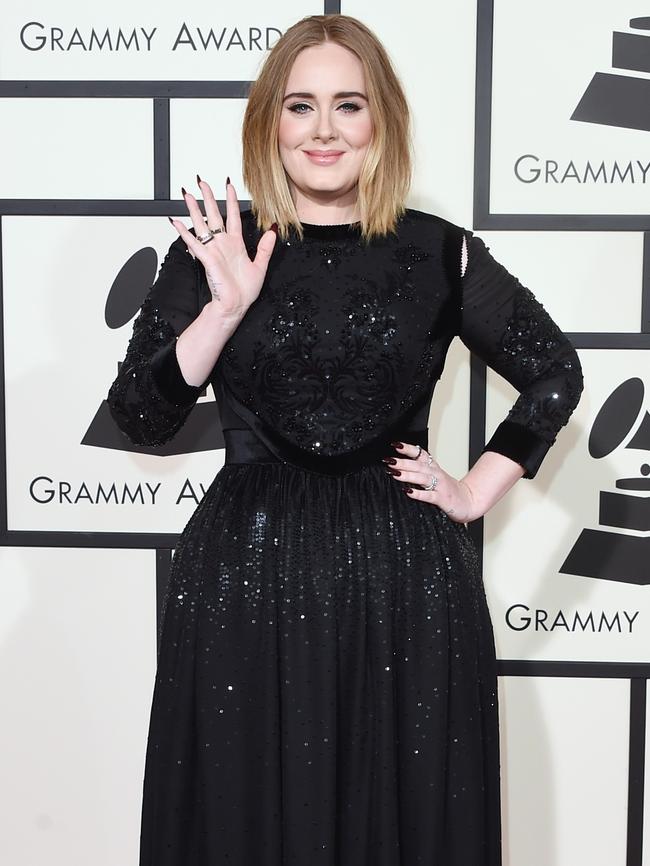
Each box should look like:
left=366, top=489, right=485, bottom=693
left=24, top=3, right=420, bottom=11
left=0, top=1, right=647, bottom=865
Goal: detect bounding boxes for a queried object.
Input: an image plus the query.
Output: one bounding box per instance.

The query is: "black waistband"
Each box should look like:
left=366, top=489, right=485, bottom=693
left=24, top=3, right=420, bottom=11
left=224, top=427, right=429, bottom=476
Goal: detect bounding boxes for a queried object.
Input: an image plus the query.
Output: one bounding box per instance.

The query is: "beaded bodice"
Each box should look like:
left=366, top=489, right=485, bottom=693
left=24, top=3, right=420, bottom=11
left=215, top=210, right=463, bottom=458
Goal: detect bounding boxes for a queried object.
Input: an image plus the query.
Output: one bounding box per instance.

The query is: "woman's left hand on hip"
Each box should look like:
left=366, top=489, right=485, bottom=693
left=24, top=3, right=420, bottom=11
left=382, top=441, right=479, bottom=524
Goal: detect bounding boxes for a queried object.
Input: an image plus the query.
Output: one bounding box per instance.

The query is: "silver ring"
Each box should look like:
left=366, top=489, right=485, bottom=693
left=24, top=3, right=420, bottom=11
left=415, top=445, right=422, bottom=459
left=209, top=227, right=224, bottom=235
left=427, top=453, right=434, bottom=466
left=423, top=473, right=438, bottom=491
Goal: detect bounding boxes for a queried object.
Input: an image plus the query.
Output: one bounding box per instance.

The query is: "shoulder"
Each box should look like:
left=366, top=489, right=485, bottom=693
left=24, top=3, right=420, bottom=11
left=398, top=207, right=468, bottom=245
left=400, top=207, right=464, bottom=230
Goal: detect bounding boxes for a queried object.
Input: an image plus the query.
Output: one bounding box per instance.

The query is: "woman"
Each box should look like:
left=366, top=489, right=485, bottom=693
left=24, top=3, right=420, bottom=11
left=108, top=13, right=584, bottom=866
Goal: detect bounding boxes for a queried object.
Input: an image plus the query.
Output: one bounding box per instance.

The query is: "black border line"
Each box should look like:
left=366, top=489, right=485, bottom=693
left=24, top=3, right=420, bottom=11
left=478, top=214, right=650, bottom=232
left=474, top=0, right=650, bottom=232
left=0, top=199, right=223, bottom=215
left=499, top=661, right=650, bottom=678
left=0, top=217, right=6, bottom=544
left=641, top=232, right=650, bottom=334
left=153, top=98, right=170, bottom=200
left=1, top=530, right=181, bottom=548
left=474, top=0, right=494, bottom=230
left=568, top=333, right=650, bottom=349
left=0, top=81, right=252, bottom=98
left=468, top=355, right=487, bottom=564
left=627, top=678, right=647, bottom=866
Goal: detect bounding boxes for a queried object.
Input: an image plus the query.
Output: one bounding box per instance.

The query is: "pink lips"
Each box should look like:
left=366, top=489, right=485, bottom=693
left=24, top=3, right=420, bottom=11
left=304, top=150, right=345, bottom=165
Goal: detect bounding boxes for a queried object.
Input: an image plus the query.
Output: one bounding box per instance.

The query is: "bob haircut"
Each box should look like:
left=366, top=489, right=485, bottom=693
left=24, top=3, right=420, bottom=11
left=242, top=14, right=413, bottom=243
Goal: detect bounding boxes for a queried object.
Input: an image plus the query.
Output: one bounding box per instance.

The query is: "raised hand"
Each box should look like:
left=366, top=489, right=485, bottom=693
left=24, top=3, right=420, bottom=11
left=169, top=175, right=278, bottom=321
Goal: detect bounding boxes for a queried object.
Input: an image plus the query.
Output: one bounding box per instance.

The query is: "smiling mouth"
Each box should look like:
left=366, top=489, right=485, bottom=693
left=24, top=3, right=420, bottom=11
left=303, top=151, right=346, bottom=164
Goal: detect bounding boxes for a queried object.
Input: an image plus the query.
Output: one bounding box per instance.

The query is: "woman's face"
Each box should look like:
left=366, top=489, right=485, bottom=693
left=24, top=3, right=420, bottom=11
left=278, top=41, right=373, bottom=215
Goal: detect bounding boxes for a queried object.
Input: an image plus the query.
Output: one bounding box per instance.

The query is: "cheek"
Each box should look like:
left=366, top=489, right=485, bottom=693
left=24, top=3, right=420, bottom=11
left=349, top=116, right=373, bottom=148
left=278, top=115, right=301, bottom=148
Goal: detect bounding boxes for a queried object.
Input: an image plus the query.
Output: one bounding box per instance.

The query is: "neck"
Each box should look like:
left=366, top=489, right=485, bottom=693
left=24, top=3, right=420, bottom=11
left=291, top=189, right=360, bottom=225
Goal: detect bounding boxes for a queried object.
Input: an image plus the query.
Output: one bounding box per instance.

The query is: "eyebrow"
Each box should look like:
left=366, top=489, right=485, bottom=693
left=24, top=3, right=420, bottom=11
left=282, top=91, right=368, bottom=102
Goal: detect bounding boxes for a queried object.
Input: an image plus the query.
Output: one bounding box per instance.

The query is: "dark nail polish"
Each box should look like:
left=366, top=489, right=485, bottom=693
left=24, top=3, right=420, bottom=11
left=270, top=222, right=278, bottom=234
left=168, top=216, right=174, bottom=224
left=181, top=186, right=187, bottom=197
left=196, top=173, right=202, bottom=184
left=381, top=456, right=397, bottom=465
left=391, top=441, right=404, bottom=449
left=387, top=468, right=401, bottom=476
left=404, top=487, right=413, bottom=494
left=226, top=176, right=231, bottom=186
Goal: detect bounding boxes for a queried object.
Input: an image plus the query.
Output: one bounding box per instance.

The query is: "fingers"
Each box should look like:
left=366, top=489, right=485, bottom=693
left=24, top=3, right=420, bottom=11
left=180, top=187, right=212, bottom=241
left=383, top=442, right=469, bottom=522
left=392, top=441, right=423, bottom=460
left=385, top=442, right=438, bottom=481
left=224, top=177, right=242, bottom=236
left=252, top=225, right=278, bottom=273
left=383, top=442, right=442, bottom=491
left=167, top=216, right=206, bottom=260
left=170, top=175, right=234, bottom=259
left=196, top=176, right=224, bottom=231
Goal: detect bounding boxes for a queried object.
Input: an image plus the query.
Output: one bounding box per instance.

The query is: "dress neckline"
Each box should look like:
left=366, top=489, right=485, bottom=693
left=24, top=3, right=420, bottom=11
left=298, top=220, right=362, bottom=241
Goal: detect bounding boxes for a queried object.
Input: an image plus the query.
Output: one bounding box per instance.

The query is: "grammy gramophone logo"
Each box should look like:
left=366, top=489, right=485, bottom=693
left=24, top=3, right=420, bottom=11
left=560, top=378, right=650, bottom=586
left=572, top=16, right=650, bottom=132
left=81, top=247, right=222, bottom=456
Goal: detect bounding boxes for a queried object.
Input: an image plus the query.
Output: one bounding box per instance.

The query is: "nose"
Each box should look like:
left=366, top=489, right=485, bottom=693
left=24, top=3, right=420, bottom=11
left=312, top=107, right=336, bottom=142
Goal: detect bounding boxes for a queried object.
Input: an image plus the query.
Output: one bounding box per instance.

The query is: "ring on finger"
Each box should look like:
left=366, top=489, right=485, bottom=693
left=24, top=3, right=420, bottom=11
left=423, top=473, right=438, bottom=491
left=209, top=227, right=224, bottom=235
left=414, top=445, right=422, bottom=459
left=427, top=453, right=434, bottom=466
left=197, top=232, right=214, bottom=244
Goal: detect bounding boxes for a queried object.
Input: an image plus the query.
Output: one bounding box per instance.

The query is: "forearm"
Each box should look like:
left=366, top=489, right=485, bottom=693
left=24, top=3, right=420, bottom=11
left=175, top=300, right=245, bottom=386
left=460, top=450, right=525, bottom=518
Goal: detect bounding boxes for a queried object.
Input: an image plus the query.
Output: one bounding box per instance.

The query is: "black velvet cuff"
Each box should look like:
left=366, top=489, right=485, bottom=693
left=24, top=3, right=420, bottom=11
left=149, top=341, right=203, bottom=407
left=481, top=419, right=551, bottom=479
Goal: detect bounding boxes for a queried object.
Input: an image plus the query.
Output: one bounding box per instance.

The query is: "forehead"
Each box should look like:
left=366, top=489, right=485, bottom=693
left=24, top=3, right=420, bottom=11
left=285, top=42, right=365, bottom=90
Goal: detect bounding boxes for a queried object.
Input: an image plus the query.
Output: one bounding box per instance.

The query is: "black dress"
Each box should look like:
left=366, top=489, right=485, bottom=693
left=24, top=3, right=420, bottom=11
left=107, top=208, right=583, bottom=866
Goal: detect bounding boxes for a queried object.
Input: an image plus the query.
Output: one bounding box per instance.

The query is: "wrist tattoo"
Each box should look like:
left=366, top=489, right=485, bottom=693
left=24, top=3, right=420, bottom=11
left=207, top=275, right=223, bottom=301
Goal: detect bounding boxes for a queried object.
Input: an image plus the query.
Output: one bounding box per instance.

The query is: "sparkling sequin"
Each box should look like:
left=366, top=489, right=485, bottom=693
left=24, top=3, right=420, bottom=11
left=107, top=208, right=583, bottom=865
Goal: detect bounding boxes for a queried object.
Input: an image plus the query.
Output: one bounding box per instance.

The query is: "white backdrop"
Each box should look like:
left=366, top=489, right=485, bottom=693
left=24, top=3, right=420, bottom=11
left=0, top=1, right=648, bottom=864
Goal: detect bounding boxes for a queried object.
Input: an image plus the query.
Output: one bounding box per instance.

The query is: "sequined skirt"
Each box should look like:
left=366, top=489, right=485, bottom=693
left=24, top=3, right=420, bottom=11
left=139, top=433, right=502, bottom=866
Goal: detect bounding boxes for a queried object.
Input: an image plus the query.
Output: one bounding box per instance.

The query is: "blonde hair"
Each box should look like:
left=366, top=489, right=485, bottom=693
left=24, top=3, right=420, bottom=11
left=242, top=14, right=413, bottom=243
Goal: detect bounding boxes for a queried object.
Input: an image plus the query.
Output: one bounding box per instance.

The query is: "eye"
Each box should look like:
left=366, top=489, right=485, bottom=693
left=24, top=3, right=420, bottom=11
left=286, top=102, right=363, bottom=114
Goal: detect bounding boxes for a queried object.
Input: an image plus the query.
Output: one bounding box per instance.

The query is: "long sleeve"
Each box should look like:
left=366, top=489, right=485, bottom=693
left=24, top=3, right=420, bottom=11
left=459, top=231, right=584, bottom=479
left=107, top=234, right=208, bottom=446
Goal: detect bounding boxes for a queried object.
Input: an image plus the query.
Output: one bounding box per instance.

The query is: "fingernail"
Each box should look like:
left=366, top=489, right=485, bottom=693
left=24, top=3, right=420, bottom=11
left=270, top=222, right=278, bottom=234
left=181, top=186, right=187, bottom=197
left=381, top=456, right=397, bottom=465
left=226, top=176, right=231, bottom=186
left=404, top=487, right=413, bottom=494
left=196, top=173, right=202, bottom=184
left=386, top=468, right=401, bottom=476
left=391, top=441, right=404, bottom=449
left=168, top=216, right=174, bottom=224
